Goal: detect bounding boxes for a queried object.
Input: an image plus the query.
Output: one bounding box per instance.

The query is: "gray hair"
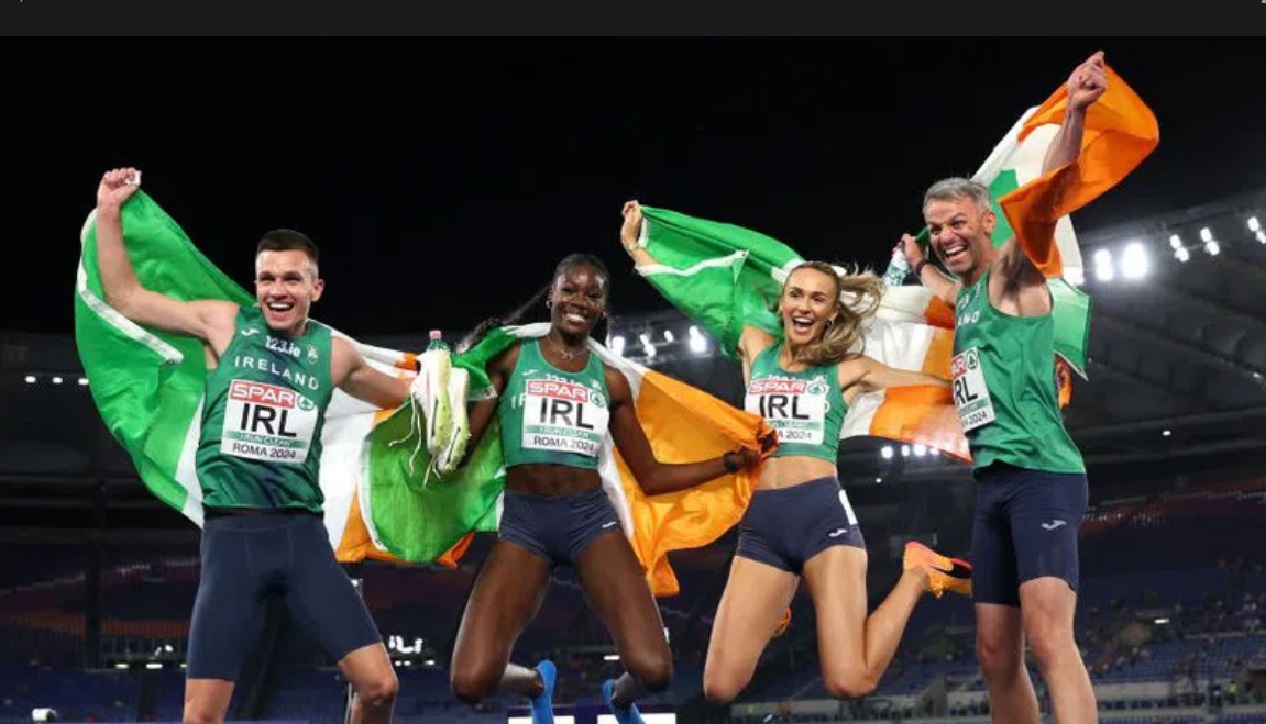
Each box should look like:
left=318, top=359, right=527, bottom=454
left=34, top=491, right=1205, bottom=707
left=923, top=177, right=992, bottom=213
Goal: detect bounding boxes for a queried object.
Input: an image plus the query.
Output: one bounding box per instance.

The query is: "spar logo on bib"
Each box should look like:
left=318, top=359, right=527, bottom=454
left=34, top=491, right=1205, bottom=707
left=220, top=379, right=319, bottom=464
left=521, top=378, right=609, bottom=458
left=745, top=375, right=827, bottom=445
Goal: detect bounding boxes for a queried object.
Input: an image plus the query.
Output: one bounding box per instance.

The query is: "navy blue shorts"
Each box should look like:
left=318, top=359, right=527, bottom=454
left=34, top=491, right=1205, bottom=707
left=498, top=487, right=622, bottom=566
left=186, top=511, right=382, bottom=681
left=736, top=477, right=866, bottom=574
left=970, top=463, right=1089, bottom=607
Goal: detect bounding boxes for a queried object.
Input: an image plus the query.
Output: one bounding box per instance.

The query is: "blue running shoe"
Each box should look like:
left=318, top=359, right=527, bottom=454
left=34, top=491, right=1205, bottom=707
left=529, top=659, right=556, bottom=724
left=602, top=678, right=645, bottom=724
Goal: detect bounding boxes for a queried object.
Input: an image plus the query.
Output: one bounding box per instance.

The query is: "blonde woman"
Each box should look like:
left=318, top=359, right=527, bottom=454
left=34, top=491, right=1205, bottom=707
left=620, top=201, right=971, bottom=703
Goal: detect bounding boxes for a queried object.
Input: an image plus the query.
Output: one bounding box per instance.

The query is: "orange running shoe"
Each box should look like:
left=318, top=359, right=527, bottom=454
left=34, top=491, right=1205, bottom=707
left=903, top=541, right=972, bottom=599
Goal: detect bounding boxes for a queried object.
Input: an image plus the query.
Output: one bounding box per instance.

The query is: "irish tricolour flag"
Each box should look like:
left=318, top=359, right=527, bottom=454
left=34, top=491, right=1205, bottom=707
left=926, top=61, right=1160, bottom=379
left=633, top=62, right=1158, bottom=459
left=632, top=208, right=969, bottom=461
left=74, top=190, right=774, bottom=596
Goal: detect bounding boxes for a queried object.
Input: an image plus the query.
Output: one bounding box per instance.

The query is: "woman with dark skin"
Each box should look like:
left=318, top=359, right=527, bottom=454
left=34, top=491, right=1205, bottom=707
left=448, top=253, right=773, bottom=724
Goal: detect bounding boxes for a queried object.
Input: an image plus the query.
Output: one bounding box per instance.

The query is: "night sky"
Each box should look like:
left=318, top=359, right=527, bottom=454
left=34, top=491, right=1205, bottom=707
left=7, top=39, right=1263, bottom=339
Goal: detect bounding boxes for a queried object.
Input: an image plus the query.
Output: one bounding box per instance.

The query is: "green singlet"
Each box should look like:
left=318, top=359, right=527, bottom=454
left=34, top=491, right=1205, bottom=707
left=743, top=344, right=845, bottom=463
left=951, top=270, right=1085, bottom=474
left=497, top=339, right=611, bottom=470
left=196, top=305, right=336, bottom=513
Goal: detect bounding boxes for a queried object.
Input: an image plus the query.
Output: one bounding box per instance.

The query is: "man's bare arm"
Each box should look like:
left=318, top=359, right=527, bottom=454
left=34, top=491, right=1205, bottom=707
left=899, top=234, right=960, bottom=306
left=334, top=338, right=412, bottom=410
left=95, top=168, right=237, bottom=343
left=998, top=51, right=1106, bottom=288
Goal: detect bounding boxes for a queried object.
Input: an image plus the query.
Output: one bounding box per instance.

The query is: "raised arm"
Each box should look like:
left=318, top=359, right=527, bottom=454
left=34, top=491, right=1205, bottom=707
left=997, top=51, right=1107, bottom=291
left=899, top=234, right=961, bottom=307
left=605, top=367, right=765, bottom=496
left=332, top=337, right=411, bottom=410
left=1042, top=51, right=1104, bottom=175
left=619, top=199, right=667, bottom=273
left=840, top=355, right=949, bottom=403
left=95, top=168, right=237, bottom=347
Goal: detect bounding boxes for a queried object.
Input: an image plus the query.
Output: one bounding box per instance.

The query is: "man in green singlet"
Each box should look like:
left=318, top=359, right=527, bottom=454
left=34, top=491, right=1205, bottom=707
left=94, top=168, right=411, bottom=724
left=898, top=53, right=1108, bottom=724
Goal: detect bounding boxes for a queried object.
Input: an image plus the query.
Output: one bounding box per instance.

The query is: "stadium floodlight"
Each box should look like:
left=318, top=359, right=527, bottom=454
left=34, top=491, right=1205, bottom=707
left=1120, top=242, right=1148, bottom=280
left=688, top=325, right=707, bottom=354
left=1093, top=248, right=1113, bottom=281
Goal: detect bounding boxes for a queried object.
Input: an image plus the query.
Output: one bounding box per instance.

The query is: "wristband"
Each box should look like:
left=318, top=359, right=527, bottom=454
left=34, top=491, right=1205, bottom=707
left=913, top=259, right=929, bottom=279
left=722, top=451, right=741, bottom=473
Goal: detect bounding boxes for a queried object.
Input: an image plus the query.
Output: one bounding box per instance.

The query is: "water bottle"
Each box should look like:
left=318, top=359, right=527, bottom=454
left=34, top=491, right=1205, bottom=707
left=882, top=247, right=911, bottom=288
left=427, top=330, right=450, bottom=353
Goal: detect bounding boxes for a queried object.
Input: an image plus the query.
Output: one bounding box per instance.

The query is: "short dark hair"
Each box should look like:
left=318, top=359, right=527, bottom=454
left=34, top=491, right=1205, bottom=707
left=256, top=229, right=320, bottom=268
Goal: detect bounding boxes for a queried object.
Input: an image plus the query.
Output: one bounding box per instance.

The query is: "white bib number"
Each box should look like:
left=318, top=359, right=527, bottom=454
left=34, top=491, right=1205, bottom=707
left=220, top=379, right=319, bottom=465
left=951, top=347, right=995, bottom=432
left=745, top=376, right=828, bottom=446
left=521, top=378, right=609, bottom=458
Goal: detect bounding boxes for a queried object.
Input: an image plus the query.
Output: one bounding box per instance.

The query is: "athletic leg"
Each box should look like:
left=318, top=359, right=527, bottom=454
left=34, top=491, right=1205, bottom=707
left=183, top=518, right=271, bottom=724
left=976, top=603, right=1039, bottom=724
left=702, top=558, right=799, bottom=704
left=1011, top=470, right=1096, bottom=723
left=448, top=539, right=553, bottom=704
left=283, top=517, right=396, bottom=724
left=570, top=530, right=673, bottom=724
left=972, top=473, right=1040, bottom=724
left=802, top=544, right=929, bottom=698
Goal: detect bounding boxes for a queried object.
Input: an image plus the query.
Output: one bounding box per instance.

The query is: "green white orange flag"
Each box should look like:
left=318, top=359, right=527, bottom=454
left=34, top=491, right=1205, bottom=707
left=631, top=208, right=969, bottom=461
left=633, top=62, right=1158, bottom=450
left=74, top=190, right=774, bottom=596
left=918, top=61, right=1159, bottom=379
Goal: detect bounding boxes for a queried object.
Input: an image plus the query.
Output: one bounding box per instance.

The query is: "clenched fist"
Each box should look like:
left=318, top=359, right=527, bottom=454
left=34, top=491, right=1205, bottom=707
left=97, top=167, right=141, bottom=211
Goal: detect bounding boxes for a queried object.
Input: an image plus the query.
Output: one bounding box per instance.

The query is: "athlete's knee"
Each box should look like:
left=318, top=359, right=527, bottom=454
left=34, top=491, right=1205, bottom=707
left=702, top=672, right=742, bottom=705
left=822, top=667, right=879, bottom=700
left=353, top=667, right=398, bottom=709
left=1022, top=607, right=1079, bottom=670
left=626, top=650, right=673, bottom=694
left=183, top=680, right=232, bottom=724
left=1019, top=578, right=1079, bottom=669
left=977, top=624, right=1025, bottom=684
left=183, top=700, right=225, bottom=724
left=450, top=664, right=499, bottom=705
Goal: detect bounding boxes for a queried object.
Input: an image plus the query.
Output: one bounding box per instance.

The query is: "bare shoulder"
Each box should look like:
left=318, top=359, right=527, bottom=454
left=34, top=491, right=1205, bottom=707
left=738, top=324, right=777, bottom=361
left=198, top=300, right=243, bottom=356
left=603, top=363, right=632, bottom=400
left=990, top=239, right=1051, bottom=315
left=328, top=333, right=363, bottom=377
left=836, top=354, right=873, bottom=387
